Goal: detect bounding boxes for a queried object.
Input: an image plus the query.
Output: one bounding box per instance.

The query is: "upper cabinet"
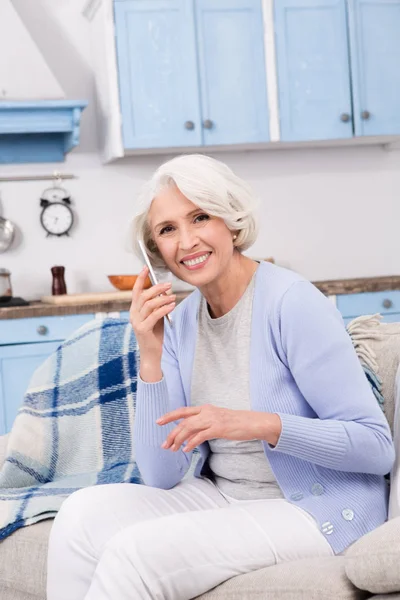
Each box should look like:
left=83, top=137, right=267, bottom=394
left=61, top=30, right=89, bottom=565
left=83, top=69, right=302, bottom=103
left=113, top=0, right=203, bottom=149
left=84, top=0, right=400, bottom=161
left=274, top=0, right=400, bottom=142
left=347, top=0, right=400, bottom=137
left=194, top=0, right=269, bottom=145
left=274, top=0, right=353, bottom=142
left=113, top=0, right=270, bottom=150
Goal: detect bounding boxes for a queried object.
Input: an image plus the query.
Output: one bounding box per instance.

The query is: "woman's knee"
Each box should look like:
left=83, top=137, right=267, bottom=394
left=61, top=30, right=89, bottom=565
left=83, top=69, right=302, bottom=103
left=49, top=483, right=153, bottom=550
left=50, top=484, right=128, bottom=547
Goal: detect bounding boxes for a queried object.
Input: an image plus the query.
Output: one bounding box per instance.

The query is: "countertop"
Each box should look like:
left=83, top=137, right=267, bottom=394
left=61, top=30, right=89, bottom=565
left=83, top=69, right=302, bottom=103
left=0, top=292, right=190, bottom=320
left=1, top=276, right=400, bottom=320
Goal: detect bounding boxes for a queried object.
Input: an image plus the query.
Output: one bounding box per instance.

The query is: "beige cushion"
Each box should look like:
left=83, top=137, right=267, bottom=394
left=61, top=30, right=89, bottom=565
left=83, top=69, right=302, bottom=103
left=369, top=322, right=400, bottom=434
left=0, top=519, right=52, bottom=598
left=195, top=557, right=368, bottom=600
left=347, top=318, right=400, bottom=434
left=345, top=517, right=400, bottom=594
left=0, top=521, right=363, bottom=600
left=0, top=589, right=40, bottom=600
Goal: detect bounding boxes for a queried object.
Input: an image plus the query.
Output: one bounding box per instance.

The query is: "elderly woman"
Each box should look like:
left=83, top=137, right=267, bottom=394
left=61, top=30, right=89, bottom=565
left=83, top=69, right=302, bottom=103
left=47, top=154, right=395, bottom=600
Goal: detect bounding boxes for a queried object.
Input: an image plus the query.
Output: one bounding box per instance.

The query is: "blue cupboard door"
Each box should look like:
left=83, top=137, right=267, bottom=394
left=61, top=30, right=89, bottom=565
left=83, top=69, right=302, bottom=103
left=274, top=0, right=353, bottom=141
left=194, top=0, right=270, bottom=145
left=347, top=0, right=400, bottom=136
left=0, top=341, right=61, bottom=435
left=114, top=0, right=202, bottom=149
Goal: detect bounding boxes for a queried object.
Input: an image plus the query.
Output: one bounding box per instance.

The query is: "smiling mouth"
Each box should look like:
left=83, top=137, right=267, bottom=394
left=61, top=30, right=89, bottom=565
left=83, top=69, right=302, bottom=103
left=181, top=252, right=211, bottom=267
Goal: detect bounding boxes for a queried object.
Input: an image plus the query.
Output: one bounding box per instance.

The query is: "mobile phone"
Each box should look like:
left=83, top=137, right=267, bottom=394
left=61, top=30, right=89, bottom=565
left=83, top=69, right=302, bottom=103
left=138, top=240, right=173, bottom=326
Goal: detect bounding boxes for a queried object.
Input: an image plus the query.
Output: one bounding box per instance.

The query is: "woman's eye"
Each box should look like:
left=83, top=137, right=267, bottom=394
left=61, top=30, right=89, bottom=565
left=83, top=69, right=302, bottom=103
left=159, top=225, right=174, bottom=235
left=194, top=214, right=210, bottom=223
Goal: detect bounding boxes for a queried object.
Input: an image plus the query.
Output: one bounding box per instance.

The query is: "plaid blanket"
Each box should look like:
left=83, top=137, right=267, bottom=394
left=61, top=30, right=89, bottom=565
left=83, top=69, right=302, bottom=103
left=0, top=315, right=383, bottom=542
left=0, top=317, right=143, bottom=541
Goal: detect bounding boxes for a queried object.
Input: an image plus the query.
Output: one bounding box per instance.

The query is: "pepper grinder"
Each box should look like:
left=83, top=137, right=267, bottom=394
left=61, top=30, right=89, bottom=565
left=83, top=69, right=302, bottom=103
left=51, top=266, right=67, bottom=295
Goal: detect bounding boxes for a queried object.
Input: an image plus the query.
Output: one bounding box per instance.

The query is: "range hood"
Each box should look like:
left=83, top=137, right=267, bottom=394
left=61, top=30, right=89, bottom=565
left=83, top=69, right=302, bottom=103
left=0, top=1, right=87, bottom=163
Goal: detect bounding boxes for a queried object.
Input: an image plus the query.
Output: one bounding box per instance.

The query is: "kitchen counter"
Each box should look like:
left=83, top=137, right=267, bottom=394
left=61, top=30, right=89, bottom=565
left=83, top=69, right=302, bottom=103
left=0, top=293, right=190, bottom=320
left=312, top=275, right=400, bottom=296
left=1, top=275, right=400, bottom=320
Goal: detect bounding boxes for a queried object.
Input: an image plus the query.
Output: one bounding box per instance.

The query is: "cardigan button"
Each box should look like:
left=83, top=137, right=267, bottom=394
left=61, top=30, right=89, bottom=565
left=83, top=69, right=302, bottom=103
left=290, top=492, right=304, bottom=501
left=321, top=521, right=334, bottom=535
left=342, top=509, right=354, bottom=521
left=311, top=483, right=324, bottom=496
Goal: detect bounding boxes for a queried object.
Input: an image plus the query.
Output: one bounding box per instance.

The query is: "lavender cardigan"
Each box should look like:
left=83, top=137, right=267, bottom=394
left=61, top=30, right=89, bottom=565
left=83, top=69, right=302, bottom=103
left=135, top=261, right=395, bottom=554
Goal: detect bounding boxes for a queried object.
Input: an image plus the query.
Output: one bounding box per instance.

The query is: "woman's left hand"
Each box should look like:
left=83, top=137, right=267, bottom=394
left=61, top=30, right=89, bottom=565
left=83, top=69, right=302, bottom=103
left=157, top=405, right=282, bottom=452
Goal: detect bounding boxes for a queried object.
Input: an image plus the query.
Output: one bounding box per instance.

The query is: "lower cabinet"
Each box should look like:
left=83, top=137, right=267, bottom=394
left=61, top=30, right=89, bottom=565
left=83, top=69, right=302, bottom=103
left=0, top=313, right=96, bottom=435
left=336, top=291, right=400, bottom=326
left=0, top=341, right=61, bottom=435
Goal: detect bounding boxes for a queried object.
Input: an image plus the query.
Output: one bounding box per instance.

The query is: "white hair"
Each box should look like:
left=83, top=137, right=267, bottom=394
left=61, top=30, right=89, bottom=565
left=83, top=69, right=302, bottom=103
left=131, top=154, right=259, bottom=270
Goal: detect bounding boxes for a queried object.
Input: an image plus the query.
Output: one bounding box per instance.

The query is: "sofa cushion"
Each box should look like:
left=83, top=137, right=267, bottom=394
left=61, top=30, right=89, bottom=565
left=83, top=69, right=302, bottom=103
left=0, top=519, right=52, bottom=598
left=0, top=522, right=365, bottom=600
left=195, top=556, right=369, bottom=600
left=345, top=517, right=400, bottom=594
left=0, top=589, right=40, bottom=600
left=348, top=318, right=400, bottom=434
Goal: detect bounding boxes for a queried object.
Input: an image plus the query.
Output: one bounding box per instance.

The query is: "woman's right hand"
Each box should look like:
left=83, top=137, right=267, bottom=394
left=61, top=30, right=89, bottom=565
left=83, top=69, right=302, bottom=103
left=130, top=266, right=176, bottom=360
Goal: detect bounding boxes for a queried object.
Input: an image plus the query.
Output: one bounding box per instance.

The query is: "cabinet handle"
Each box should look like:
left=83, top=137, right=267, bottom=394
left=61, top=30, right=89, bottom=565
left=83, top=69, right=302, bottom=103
left=382, top=299, right=393, bottom=309
left=340, top=113, right=351, bottom=123
left=184, top=121, right=195, bottom=130
left=37, top=325, right=48, bottom=336
left=203, top=119, right=214, bottom=130
left=361, top=110, right=371, bottom=120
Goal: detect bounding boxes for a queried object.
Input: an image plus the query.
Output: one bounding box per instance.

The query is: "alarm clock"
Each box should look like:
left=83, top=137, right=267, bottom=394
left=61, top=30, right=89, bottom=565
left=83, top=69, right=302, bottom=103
left=40, top=186, right=74, bottom=237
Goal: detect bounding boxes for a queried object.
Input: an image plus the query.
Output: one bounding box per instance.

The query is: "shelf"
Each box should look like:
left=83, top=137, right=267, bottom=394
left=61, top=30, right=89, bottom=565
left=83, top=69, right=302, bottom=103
left=0, top=100, right=88, bottom=164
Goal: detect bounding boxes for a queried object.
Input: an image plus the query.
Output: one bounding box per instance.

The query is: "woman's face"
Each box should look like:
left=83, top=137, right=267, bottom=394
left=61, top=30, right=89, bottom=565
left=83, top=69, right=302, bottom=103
left=148, top=185, right=236, bottom=286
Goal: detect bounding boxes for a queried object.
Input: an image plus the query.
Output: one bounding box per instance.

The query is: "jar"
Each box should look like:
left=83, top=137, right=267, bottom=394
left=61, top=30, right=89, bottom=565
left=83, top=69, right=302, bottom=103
left=0, top=268, right=12, bottom=299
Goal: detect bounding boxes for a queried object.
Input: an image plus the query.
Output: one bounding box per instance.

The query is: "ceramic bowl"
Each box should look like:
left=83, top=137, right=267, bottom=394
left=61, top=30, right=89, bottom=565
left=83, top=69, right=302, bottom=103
left=107, top=274, right=152, bottom=291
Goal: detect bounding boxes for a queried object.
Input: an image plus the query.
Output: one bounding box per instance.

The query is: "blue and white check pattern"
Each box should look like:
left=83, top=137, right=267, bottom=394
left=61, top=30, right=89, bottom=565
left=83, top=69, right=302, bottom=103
left=0, top=317, right=143, bottom=540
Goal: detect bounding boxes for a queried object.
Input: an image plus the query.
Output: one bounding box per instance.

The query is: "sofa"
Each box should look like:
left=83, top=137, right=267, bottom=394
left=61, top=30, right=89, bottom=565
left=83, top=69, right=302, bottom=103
left=1, top=318, right=400, bottom=600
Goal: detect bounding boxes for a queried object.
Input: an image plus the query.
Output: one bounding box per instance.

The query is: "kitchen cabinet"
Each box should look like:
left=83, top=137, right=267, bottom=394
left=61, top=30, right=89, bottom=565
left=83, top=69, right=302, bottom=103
left=0, top=341, right=61, bottom=435
left=337, top=290, right=400, bottom=326
left=0, top=314, right=95, bottom=435
left=274, top=0, right=400, bottom=142
left=192, top=0, right=270, bottom=145
left=113, top=0, right=270, bottom=149
left=347, top=0, right=400, bottom=137
left=113, top=0, right=202, bottom=149
left=85, top=0, right=400, bottom=160
left=84, top=0, right=270, bottom=160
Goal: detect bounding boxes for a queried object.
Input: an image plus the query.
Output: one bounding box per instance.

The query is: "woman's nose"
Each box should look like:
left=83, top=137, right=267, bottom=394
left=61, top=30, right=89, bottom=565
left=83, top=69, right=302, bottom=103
left=179, top=228, right=199, bottom=250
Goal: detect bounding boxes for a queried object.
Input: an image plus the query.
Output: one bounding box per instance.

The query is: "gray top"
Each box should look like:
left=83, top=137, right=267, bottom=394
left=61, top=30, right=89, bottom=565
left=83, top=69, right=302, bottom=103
left=191, top=269, right=284, bottom=500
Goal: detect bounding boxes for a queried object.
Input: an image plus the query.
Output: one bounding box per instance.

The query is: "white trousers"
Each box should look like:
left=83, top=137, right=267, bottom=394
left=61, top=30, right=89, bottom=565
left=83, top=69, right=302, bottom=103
left=47, top=477, right=333, bottom=600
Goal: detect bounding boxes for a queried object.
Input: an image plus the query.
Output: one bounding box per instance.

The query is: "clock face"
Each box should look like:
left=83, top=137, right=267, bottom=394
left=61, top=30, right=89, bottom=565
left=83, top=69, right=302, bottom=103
left=41, top=202, right=73, bottom=236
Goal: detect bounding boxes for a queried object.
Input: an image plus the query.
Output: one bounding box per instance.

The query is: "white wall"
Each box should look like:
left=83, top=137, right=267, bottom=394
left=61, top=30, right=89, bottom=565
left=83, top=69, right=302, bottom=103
left=1, top=1, right=400, bottom=300
left=0, top=0, right=65, bottom=100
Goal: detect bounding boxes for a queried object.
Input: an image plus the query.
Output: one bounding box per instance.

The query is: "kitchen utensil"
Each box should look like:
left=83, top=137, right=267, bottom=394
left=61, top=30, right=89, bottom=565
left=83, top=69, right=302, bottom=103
left=108, top=274, right=151, bottom=291
left=51, top=265, right=67, bottom=295
left=0, top=297, right=29, bottom=307
left=0, top=216, right=15, bottom=253
left=41, top=291, right=133, bottom=305
left=0, top=268, right=12, bottom=299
